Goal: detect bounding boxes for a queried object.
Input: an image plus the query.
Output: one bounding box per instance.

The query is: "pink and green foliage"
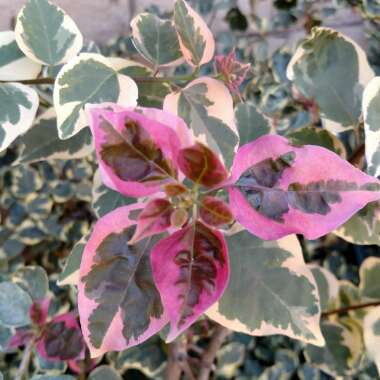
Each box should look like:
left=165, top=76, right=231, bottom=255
left=9, top=298, right=85, bottom=362
left=228, top=135, right=380, bottom=240
left=151, top=222, right=229, bottom=341
left=78, top=103, right=380, bottom=357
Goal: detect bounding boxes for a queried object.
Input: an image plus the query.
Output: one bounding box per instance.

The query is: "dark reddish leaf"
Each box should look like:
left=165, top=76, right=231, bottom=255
left=177, top=142, right=228, bottom=187
left=130, top=198, right=173, bottom=243
left=151, top=222, right=229, bottom=341
left=164, top=183, right=187, bottom=197
left=170, top=208, right=188, bottom=228
left=200, top=196, right=233, bottom=227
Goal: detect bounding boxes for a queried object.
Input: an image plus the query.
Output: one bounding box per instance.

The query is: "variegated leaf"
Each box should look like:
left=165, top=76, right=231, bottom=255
left=15, top=0, right=83, bottom=65
left=363, top=77, right=380, bottom=177
left=16, top=108, right=93, bottom=164
left=334, top=202, right=380, bottom=246
left=110, top=58, right=171, bottom=108
left=228, top=135, right=380, bottom=240
left=363, top=306, right=380, bottom=375
left=151, top=222, right=229, bottom=342
left=207, top=231, right=324, bottom=346
left=164, top=77, right=239, bottom=168
left=91, top=170, right=134, bottom=218
left=173, top=0, right=215, bottom=67
left=53, top=54, right=138, bottom=139
left=359, top=256, right=380, bottom=299
left=287, top=27, right=374, bottom=127
left=0, top=82, right=39, bottom=151
left=130, top=13, right=183, bottom=67
left=309, top=265, right=339, bottom=312
left=287, top=127, right=347, bottom=159
left=87, top=104, right=182, bottom=197
left=0, top=31, right=41, bottom=80
left=79, top=204, right=167, bottom=357
left=304, top=319, right=363, bottom=377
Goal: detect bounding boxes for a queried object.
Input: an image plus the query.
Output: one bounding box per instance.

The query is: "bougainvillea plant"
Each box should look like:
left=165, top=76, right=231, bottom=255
left=2, top=0, right=380, bottom=378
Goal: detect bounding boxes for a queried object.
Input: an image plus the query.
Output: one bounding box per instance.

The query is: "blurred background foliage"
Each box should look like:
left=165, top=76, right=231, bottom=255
left=1, top=0, right=380, bottom=378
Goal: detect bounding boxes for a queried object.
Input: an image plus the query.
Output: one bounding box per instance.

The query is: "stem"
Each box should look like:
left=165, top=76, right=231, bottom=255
left=0, top=78, right=55, bottom=85
left=322, top=300, right=380, bottom=318
left=349, top=143, right=365, bottom=167
left=198, top=324, right=231, bottom=380
left=165, top=341, right=184, bottom=380
left=15, top=339, right=34, bottom=380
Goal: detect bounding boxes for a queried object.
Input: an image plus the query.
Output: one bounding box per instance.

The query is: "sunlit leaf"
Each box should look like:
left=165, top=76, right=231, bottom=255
left=15, top=0, right=83, bottom=65
left=228, top=135, right=380, bottom=240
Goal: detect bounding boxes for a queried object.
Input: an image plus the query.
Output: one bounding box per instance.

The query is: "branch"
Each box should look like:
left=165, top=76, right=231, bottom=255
left=322, top=300, right=380, bottom=318
left=0, top=78, right=55, bottom=85
left=15, top=339, right=34, bottom=380
left=198, top=325, right=231, bottom=380
left=165, top=341, right=184, bottom=380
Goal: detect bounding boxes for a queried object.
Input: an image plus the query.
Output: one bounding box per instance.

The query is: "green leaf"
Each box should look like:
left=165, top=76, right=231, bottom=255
left=131, top=13, right=183, bottom=67
left=16, top=108, right=92, bottom=164
left=363, top=77, right=380, bottom=177
left=359, top=257, right=380, bottom=299
left=286, top=127, right=347, bottom=158
left=12, top=266, right=49, bottom=301
left=173, top=0, right=215, bottom=66
left=235, top=101, right=271, bottom=145
left=58, top=232, right=90, bottom=287
left=164, top=78, right=239, bottom=168
left=0, top=31, right=41, bottom=80
left=0, top=282, right=33, bottom=327
left=0, top=83, right=39, bottom=151
left=15, top=0, right=83, bottom=65
left=113, top=59, right=170, bottom=107
left=92, top=170, right=134, bottom=218
left=53, top=53, right=138, bottom=139
left=207, top=231, right=323, bottom=346
left=287, top=27, right=374, bottom=127
left=89, top=366, right=122, bottom=380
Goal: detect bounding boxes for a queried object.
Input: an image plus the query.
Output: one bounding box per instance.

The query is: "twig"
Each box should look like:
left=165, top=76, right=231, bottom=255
left=322, top=300, right=380, bottom=318
left=165, top=341, right=184, bottom=380
left=0, top=77, right=55, bottom=85
left=198, top=325, right=231, bottom=380
left=15, top=339, right=34, bottom=380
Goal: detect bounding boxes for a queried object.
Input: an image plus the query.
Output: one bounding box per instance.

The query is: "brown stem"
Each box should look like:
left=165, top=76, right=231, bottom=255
left=165, top=341, right=184, bottom=380
left=0, top=78, right=55, bottom=85
left=15, top=339, right=34, bottom=380
left=322, top=300, right=380, bottom=318
left=198, top=325, right=231, bottom=380
left=349, top=143, right=365, bottom=168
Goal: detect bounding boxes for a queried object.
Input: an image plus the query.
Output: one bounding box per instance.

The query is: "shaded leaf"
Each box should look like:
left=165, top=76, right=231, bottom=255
left=199, top=196, right=233, bottom=227
left=207, top=231, right=323, bottom=346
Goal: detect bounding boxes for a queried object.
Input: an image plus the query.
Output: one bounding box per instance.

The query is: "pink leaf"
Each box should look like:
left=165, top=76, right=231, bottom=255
left=228, top=135, right=380, bottom=240
left=130, top=198, right=174, bottom=244
left=151, top=222, right=229, bottom=341
left=78, top=204, right=168, bottom=358
left=8, top=328, right=33, bottom=349
left=36, top=312, right=85, bottom=362
left=86, top=104, right=185, bottom=197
